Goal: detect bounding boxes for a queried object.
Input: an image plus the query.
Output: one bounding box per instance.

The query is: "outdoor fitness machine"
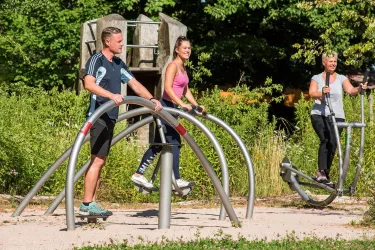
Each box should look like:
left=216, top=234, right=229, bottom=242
left=12, top=96, right=255, bottom=231
left=280, top=71, right=368, bottom=207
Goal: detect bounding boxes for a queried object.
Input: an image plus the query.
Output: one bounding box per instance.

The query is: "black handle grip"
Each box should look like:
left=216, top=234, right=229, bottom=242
left=325, top=72, right=330, bottom=86
left=363, top=70, right=369, bottom=83
left=361, top=70, right=369, bottom=95
left=182, top=105, right=206, bottom=115
left=192, top=105, right=203, bottom=112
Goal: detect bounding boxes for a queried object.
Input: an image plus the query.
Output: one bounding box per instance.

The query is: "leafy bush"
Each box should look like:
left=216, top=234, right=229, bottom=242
left=0, top=82, right=293, bottom=202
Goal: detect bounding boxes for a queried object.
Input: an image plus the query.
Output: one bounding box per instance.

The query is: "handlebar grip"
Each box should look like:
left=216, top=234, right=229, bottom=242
left=325, top=72, right=330, bottom=87
left=195, top=106, right=203, bottom=112
left=361, top=70, right=370, bottom=95
left=182, top=105, right=206, bottom=115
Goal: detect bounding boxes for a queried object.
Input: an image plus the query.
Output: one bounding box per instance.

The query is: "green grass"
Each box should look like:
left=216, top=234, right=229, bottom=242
left=76, top=235, right=375, bottom=249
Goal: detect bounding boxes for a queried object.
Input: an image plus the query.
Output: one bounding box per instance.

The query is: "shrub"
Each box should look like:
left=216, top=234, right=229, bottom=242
left=1, top=83, right=293, bottom=202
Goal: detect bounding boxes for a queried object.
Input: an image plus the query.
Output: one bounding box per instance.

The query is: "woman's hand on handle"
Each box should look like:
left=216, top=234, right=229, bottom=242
left=199, top=105, right=206, bottom=113
left=360, top=82, right=368, bottom=90
left=181, top=103, right=193, bottom=111
left=322, top=86, right=330, bottom=95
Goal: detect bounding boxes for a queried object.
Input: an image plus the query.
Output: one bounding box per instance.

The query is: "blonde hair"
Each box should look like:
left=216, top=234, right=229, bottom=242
left=322, top=51, right=338, bottom=62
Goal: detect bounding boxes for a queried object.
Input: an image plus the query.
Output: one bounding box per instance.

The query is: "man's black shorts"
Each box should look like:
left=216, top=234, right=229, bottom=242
left=90, top=117, right=116, bottom=156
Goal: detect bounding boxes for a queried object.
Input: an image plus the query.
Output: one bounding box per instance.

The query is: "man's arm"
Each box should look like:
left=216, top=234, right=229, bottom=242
left=84, top=75, right=123, bottom=105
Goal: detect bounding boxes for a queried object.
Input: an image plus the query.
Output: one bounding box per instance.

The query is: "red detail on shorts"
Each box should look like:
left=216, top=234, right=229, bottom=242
left=175, top=123, right=187, bottom=135
left=80, top=122, right=92, bottom=135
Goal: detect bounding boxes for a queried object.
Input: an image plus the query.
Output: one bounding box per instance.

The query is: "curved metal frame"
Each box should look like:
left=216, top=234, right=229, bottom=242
left=13, top=107, right=237, bottom=221
left=13, top=98, right=255, bottom=225
left=65, top=96, right=239, bottom=230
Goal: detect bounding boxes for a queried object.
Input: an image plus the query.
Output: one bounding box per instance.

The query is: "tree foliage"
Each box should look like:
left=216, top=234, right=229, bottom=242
left=0, top=0, right=374, bottom=90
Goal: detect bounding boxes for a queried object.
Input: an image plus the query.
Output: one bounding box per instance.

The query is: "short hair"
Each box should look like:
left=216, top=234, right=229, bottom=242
left=101, top=27, right=122, bottom=45
left=322, top=51, right=338, bottom=62
left=173, top=36, right=190, bottom=58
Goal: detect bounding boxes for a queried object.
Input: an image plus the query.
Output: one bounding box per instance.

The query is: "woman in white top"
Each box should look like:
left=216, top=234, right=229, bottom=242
left=309, top=52, right=367, bottom=184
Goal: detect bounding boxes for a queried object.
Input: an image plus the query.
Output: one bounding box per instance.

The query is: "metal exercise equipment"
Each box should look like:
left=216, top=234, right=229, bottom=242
left=46, top=107, right=232, bottom=219
left=13, top=97, right=255, bottom=230
left=65, top=96, right=241, bottom=230
left=280, top=71, right=368, bottom=207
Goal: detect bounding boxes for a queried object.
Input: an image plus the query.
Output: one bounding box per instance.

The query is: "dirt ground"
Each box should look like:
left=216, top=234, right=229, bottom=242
left=0, top=195, right=375, bottom=250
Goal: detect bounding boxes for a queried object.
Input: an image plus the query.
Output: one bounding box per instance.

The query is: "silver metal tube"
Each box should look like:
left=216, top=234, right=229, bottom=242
left=163, top=108, right=230, bottom=220
left=66, top=132, right=87, bottom=230
left=44, top=117, right=153, bottom=215
left=154, top=117, right=183, bottom=195
left=65, top=97, right=239, bottom=230
left=336, top=122, right=366, bottom=128
left=158, top=146, right=173, bottom=229
left=126, top=45, right=158, bottom=49
left=341, top=126, right=352, bottom=183
left=351, top=91, right=366, bottom=190
left=127, top=20, right=161, bottom=25
left=281, top=163, right=336, bottom=193
left=195, top=112, right=255, bottom=220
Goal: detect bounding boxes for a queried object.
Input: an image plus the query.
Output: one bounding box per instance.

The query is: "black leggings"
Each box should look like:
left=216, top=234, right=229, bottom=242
left=311, top=115, right=344, bottom=174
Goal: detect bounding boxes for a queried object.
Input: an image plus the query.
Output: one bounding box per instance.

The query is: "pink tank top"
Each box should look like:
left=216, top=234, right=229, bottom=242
left=162, top=62, right=189, bottom=100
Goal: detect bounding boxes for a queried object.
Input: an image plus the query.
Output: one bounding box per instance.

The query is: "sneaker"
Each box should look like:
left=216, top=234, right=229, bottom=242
left=173, top=179, right=193, bottom=189
left=131, top=174, right=154, bottom=189
left=315, top=170, right=328, bottom=183
left=79, top=203, right=90, bottom=216
left=85, top=202, right=112, bottom=216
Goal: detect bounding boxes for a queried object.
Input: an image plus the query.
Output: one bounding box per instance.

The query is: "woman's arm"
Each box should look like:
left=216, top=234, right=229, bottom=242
left=309, top=79, right=329, bottom=99
left=184, top=87, right=198, bottom=106
left=343, top=79, right=364, bottom=95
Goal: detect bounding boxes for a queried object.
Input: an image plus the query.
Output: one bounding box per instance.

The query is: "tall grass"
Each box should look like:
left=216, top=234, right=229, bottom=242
left=252, top=130, right=290, bottom=197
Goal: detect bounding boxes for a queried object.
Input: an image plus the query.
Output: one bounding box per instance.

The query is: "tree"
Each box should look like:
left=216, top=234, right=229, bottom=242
left=1, top=0, right=374, bottom=91
left=0, top=0, right=112, bottom=89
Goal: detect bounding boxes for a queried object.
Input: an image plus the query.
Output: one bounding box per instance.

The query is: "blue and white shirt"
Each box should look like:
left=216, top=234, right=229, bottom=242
left=84, top=51, right=134, bottom=120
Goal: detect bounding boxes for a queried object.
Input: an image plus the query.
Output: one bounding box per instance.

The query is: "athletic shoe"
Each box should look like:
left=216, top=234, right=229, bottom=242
left=315, top=170, right=328, bottom=183
left=79, top=203, right=90, bottom=216
left=85, top=202, right=112, bottom=216
left=174, top=179, right=193, bottom=189
left=131, top=174, right=154, bottom=189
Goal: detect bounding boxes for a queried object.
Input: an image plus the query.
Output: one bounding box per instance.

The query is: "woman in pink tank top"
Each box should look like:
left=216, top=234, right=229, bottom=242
left=162, top=37, right=206, bottom=112
left=131, top=36, right=205, bottom=190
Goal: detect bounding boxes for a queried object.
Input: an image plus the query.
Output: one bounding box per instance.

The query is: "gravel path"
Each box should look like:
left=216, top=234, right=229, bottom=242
left=1, top=197, right=374, bottom=249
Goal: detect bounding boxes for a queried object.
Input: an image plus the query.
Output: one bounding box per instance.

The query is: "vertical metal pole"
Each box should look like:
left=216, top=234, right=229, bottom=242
left=351, top=76, right=367, bottom=190
left=155, top=117, right=182, bottom=194
left=158, top=145, right=173, bottom=229
left=341, top=126, right=352, bottom=185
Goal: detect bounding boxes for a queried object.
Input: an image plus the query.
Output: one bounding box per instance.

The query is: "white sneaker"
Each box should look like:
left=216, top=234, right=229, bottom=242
left=131, top=174, right=154, bottom=189
left=175, top=179, right=191, bottom=188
